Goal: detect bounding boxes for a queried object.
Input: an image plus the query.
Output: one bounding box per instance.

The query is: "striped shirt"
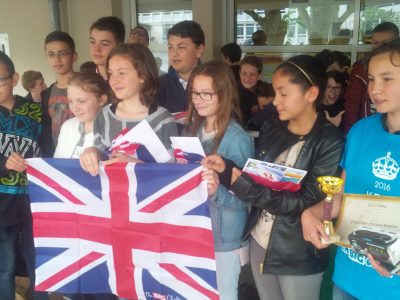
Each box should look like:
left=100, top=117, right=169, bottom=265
left=93, top=103, right=178, bottom=156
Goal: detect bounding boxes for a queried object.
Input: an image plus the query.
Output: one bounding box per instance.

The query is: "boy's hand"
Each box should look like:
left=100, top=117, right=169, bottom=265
left=80, top=147, right=101, bottom=176
left=6, top=153, right=27, bottom=172
left=324, top=110, right=345, bottom=127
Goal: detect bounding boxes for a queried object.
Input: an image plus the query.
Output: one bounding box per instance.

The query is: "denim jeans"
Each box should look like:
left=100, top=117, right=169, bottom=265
left=215, top=249, right=241, bottom=300
left=0, top=224, right=21, bottom=300
left=0, top=219, right=37, bottom=300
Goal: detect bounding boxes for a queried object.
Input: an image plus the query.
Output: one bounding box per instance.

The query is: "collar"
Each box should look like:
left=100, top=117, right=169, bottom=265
left=381, top=113, right=400, bottom=135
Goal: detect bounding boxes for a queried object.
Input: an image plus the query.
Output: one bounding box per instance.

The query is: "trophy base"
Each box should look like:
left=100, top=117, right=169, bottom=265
left=321, top=220, right=341, bottom=244
left=321, top=234, right=341, bottom=245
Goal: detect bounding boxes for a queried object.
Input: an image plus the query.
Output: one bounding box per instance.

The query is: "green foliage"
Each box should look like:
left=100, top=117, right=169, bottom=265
left=361, top=6, right=400, bottom=34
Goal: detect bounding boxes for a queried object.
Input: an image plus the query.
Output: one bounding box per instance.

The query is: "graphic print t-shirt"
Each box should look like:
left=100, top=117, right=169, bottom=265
left=48, top=84, right=73, bottom=144
left=333, top=113, right=400, bottom=300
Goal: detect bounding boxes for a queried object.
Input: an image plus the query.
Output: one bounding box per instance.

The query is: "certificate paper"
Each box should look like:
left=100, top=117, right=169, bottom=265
left=335, top=194, right=400, bottom=272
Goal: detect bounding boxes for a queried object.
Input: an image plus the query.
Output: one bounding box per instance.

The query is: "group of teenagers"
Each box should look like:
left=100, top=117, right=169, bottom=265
left=0, top=13, right=399, bottom=300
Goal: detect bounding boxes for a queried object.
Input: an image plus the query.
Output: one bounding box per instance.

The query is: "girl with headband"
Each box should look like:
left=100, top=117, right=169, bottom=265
left=202, top=55, right=344, bottom=300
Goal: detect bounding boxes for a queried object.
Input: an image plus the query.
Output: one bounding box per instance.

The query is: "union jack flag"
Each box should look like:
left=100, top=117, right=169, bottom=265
left=26, top=158, right=218, bottom=299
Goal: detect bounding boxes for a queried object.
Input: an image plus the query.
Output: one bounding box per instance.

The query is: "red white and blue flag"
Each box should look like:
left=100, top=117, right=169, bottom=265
left=26, top=158, right=218, bottom=299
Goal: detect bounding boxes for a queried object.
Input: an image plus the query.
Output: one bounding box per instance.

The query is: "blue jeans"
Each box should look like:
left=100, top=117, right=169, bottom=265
left=333, top=284, right=358, bottom=300
left=215, top=249, right=241, bottom=300
left=0, top=225, right=21, bottom=300
left=0, top=220, right=37, bottom=300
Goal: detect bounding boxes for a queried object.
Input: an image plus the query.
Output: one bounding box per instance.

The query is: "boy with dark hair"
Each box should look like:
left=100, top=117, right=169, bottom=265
left=343, top=21, right=399, bottom=133
left=90, top=16, right=125, bottom=79
left=371, top=21, right=400, bottom=49
left=220, top=42, right=242, bottom=81
left=0, top=51, right=48, bottom=299
left=221, top=42, right=242, bottom=64
left=42, top=30, right=77, bottom=153
left=155, top=20, right=205, bottom=113
left=128, top=25, right=149, bottom=47
left=21, top=70, right=47, bottom=102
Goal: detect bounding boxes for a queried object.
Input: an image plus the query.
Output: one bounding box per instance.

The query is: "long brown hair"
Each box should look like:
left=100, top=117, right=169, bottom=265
left=106, top=43, right=159, bottom=106
left=185, top=60, right=242, bottom=152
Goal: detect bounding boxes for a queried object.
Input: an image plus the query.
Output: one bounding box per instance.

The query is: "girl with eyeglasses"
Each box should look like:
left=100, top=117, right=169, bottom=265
left=184, top=60, right=255, bottom=300
left=202, top=55, right=345, bottom=300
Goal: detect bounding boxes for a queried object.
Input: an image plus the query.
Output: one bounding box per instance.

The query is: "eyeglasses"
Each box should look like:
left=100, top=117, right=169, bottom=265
left=130, top=30, right=147, bottom=37
left=46, top=51, right=72, bottom=60
left=0, top=75, right=12, bottom=87
left=191, top=91, right=217, bottom=101
left=326, top=86, right=342, bottom=93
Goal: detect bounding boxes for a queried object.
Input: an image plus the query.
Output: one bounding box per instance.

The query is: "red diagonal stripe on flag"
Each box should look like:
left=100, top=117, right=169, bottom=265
left=36, top=251, right=104, bottom=291
left=27, top=165, right=85, bottom=205
left=139, top=172, right=202, bottom=213
left=160, top=263, right=219, bottom=300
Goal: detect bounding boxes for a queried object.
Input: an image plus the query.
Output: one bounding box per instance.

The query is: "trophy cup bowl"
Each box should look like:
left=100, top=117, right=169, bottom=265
left=317, top=176, right=344, bottom=244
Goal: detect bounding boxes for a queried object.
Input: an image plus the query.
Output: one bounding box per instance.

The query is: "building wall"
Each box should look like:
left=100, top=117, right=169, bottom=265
left=0, top=0, right=53, bottom=95
left=60, top=0, right=114, bottom=69
left=0, top=0, right=222, bottom=95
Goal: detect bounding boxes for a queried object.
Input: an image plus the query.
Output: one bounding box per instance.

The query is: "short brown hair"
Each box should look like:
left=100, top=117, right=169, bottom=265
left=240, top=55, right=263, bottom=74
left=21, top=70, right=44, bottom=91
left=106, top=43, right=159, bottom=106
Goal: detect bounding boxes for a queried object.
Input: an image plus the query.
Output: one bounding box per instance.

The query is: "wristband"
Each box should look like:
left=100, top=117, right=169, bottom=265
left=218, top=157, right=239, bottom=188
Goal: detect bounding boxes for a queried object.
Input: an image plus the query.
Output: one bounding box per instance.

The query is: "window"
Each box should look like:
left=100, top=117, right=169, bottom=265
left=359, top=1, right=400, bottom=45
left=235, top=0, right=355, bottom=46
left=136, top=0, right=193, bottom=73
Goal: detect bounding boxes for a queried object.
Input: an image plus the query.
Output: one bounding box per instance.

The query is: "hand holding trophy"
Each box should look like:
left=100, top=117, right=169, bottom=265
left=317, top=176, right=344, bottom=244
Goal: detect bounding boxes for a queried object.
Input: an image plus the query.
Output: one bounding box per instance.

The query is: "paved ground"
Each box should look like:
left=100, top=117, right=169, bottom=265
left=16, top=266, right=260, bottom=300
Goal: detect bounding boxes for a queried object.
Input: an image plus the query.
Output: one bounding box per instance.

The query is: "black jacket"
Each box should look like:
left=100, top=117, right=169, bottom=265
left=232, top=115, right=345, bottom=275
left=155, top=66, right=187, bottom=113
left=39, top=83, right=56, bottom=156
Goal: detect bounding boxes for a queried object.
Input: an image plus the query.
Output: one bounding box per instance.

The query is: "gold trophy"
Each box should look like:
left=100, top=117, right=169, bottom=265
left=317, top=176, right=344, bottom=244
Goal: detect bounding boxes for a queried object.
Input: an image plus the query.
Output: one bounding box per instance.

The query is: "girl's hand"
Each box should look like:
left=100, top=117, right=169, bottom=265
left=80, top=147, right=101, bottom=176
left=231, top=167, right=242, bottom=185
left=367, top=253, right=395, bottom=278
left=6, top=152, right=26, bottom=172
left=202, top=169, right=219, bottom=197
left=201, top=154, right=226, bottom=173
left=301, top=209, right=330, bottom=249
left=103, top=151, right=143, bottom=165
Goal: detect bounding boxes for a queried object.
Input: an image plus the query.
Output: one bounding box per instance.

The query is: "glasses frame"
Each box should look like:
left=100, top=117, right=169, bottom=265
left=190, top=91, right=217, bottom=101
left=326, top=86, right=343, bottom=93
left=0, top=74, right=12, bottom=87
left=46, top=51, right=72, bottom=60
